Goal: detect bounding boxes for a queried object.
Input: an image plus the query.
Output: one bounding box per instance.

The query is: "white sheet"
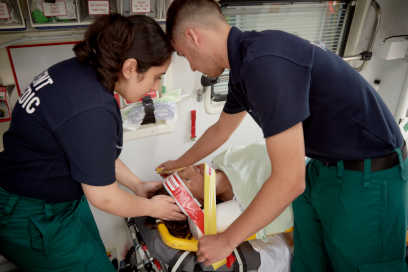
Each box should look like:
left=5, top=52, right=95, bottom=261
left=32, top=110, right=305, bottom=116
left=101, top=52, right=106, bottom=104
left=212, top=142, right=294, bottom=240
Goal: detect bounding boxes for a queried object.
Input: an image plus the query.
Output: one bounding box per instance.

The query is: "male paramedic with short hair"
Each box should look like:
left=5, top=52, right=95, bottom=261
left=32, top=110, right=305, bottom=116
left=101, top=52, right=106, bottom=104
left=159, top=0, right=408, bottom=271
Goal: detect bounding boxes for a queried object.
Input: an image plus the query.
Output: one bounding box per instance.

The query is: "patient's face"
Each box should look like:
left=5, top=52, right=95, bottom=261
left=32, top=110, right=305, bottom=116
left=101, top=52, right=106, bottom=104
left=178, top=165, right=205, bottom=204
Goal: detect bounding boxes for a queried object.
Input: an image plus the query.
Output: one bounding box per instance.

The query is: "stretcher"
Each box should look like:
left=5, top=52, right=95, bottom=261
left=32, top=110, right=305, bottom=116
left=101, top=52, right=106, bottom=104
left=124, top=164, right=261, bottom=271
left=125, top=217, right=260, bottom=272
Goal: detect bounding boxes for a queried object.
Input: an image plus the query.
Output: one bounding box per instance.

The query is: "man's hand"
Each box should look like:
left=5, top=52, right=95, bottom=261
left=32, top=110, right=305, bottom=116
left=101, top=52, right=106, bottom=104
left=149, top=195, right=186, bottom=221
left=197, top=233, right=235, bottom=266
left=156, top=160, right=182, bottom=177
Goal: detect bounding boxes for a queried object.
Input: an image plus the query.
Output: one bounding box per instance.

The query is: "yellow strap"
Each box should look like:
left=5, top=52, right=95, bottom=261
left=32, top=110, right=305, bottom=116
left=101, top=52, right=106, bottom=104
left=155, top=167, right=186, bottom=175
left=203, top=163, right=217, bottom=234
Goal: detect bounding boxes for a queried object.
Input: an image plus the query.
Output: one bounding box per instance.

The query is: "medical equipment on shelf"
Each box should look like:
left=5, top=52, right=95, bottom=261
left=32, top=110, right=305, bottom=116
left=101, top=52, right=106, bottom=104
left=30, top=0, right=77, bottom=23
left=121, top=89, right=178, bottom=131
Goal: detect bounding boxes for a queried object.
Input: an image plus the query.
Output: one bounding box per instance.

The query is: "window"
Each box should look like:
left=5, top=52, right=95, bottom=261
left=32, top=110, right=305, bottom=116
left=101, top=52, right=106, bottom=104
left=205, top=1, right=353, bottom=113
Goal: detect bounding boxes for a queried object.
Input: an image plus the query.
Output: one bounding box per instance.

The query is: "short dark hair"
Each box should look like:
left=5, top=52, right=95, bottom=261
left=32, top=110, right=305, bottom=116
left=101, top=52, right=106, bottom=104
left=74, top=14, right=173, bottom=92
left=166, top=0, right=224, bottom=41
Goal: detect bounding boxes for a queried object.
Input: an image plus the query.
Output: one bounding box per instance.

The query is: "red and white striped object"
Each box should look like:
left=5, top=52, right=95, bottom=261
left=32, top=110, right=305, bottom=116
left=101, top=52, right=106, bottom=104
left=163, top=173, right=204, bottom=235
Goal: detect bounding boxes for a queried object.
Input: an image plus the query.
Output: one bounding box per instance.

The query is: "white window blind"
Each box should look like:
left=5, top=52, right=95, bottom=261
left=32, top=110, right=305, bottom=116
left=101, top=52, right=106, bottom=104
left=223, top=2, right=349, bottom=54
left=210, top=1, right=350, bottom=101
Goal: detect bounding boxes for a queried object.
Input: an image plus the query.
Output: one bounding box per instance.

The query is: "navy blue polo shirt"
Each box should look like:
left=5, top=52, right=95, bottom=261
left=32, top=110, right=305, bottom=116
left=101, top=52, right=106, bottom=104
left=224, top=27, right=403, bottom=160
left=0, top=57, right=122, bottom=202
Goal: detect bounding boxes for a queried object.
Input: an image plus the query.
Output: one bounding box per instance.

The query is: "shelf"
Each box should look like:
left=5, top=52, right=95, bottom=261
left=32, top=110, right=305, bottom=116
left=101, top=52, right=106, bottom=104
left=123, top=119, right=175, bottom=142
left=0, top=28, right=85, bottom=48
left=0, top=0, right=169, bottom=47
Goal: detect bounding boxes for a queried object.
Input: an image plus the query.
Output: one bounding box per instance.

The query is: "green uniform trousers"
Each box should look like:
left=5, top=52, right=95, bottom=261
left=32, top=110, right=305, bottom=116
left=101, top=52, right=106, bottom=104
left=0, top=187, right=115, bottom=272
left=292, top=150, right=408, bottom=272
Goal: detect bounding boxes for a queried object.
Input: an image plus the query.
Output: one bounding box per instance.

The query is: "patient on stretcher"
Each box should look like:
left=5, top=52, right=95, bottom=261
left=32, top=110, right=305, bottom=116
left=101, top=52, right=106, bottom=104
left=150, top=143, right=293, bottom=272
left=157, top=143, right=294, bottom=241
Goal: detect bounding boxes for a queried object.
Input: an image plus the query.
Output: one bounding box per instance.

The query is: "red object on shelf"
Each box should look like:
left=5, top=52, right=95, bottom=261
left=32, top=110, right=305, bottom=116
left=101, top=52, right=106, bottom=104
left=190, top=110, right=196, bottom=140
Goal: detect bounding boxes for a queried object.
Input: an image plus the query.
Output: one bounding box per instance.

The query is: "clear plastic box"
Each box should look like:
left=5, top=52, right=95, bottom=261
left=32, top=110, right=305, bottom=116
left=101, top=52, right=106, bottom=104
left=0, top=0, right=26, bottom=31
left=27, top=0, right=81, bottom=28
left=120, top=0, right=171, bottom=20
left=78, top=0, right=118, bottom=24
left=120, top=0, right=156, bottom=18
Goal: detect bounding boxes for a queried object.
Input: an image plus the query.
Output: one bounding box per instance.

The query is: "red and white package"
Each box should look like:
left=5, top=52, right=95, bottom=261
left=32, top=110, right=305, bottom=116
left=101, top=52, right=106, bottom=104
left=163, top=173, right=204, bottom=235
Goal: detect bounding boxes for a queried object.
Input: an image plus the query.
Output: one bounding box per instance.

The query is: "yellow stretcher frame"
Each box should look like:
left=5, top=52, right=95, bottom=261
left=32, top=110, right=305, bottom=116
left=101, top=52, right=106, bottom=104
left=157, top=223, right=292, bottom=253
left=157, top=163, right=293, bottom=269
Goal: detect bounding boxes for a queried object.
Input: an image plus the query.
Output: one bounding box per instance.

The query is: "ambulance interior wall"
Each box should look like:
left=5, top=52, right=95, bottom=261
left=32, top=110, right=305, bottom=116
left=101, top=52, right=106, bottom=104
left=358, top=0, right=408, bottom=117
left=0, top=0, right=407, bottom=262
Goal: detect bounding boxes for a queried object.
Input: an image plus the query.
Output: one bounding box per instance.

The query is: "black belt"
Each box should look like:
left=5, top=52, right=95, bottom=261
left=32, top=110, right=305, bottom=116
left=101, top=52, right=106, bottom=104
left=320, top=144, right=408, bottom=172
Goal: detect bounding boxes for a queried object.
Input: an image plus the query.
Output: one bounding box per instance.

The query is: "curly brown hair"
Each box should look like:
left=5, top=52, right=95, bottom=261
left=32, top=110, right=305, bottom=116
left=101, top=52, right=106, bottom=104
left=74, top=14, right=173, bottom=92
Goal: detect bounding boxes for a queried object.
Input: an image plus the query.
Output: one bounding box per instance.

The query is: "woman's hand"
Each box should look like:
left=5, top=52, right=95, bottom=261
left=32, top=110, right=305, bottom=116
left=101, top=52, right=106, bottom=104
left=149, top=195, right=186, bottom=221
left=133, top=181, right=162, bottom=198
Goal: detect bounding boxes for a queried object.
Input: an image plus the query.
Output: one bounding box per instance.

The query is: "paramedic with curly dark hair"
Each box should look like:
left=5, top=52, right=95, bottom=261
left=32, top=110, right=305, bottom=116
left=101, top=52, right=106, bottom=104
left=158, top=0, right=408, bottom=271
left=0, top=14, right=185, bottom=271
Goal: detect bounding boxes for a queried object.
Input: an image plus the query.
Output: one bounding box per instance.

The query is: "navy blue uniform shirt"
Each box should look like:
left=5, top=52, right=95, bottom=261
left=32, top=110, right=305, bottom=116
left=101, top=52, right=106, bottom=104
left=224, top=27, right=403, bottom=160
left=0, top=57, right=123, bottom=202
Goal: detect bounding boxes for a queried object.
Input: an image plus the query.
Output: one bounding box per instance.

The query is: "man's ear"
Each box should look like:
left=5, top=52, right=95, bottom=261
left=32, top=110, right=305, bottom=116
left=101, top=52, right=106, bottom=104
left=185, top=27, right=200, bottom=47
left=121, top=58, right=138, bottom=79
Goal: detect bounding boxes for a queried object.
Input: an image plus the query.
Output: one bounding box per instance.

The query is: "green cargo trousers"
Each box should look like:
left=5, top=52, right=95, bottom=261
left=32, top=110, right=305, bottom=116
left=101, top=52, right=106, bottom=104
left=292, top=149, right=408, bottom=272
left=0, top=187, right=115, bottom=272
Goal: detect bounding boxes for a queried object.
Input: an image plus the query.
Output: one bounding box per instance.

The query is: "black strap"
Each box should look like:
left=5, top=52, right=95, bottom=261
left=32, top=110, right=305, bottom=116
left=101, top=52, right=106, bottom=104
left=141, top=96, right=156, bottom=125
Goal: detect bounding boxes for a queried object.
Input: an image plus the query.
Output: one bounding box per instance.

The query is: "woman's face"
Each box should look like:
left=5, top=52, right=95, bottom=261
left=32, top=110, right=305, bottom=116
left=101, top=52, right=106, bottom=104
left=116, top=57, right=171, bottom=103
left=178, top=164, right=205, bottom=204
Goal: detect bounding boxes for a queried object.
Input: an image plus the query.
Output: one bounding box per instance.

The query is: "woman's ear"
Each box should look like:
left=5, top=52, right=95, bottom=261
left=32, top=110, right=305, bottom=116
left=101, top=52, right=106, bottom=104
left=121, top=58, right=138, bottom=79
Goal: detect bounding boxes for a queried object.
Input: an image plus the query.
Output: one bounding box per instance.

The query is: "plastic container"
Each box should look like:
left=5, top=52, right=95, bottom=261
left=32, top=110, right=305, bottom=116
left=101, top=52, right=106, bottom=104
left=120, top=0, right=171, bottom=21
left=27, top=0, right=81, bottom=28
left=0, top=0, right=26, bottom=31
left=78, top=0, right=118, bottom=24
left=120, top=0, right=156, bottom=18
